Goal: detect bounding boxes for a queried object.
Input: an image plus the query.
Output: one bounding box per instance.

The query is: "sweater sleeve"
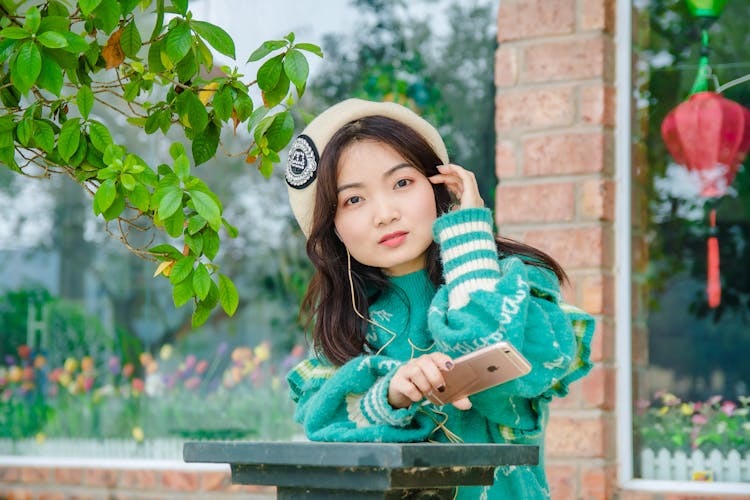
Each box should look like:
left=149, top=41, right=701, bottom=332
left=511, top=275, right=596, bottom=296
left=428, top=208, right=595, bottom=431
left=287, top=354, right=437, bottom=442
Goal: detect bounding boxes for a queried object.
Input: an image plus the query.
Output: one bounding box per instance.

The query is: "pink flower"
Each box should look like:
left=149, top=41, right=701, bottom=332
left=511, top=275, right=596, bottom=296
left=185, top=355, right=197, bottom=371
left=721, top=401, right=737, bottom=416
left=195, top=360, right=208, bottom=374
left=707, top=395, right=722, bottom=406
left=17, top=345, right=31, bottom=360
left=132, top=378, right=145, bottom=393
left=184, top=376, right=201, bottom=390
left=122, top=363, right=135, bottom=378
left=692, top=414, right=708, bottom=425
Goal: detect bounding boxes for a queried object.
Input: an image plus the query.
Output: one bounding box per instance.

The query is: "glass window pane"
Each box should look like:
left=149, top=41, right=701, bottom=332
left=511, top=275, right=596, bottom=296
left=632, top=0, right=750, bottom=483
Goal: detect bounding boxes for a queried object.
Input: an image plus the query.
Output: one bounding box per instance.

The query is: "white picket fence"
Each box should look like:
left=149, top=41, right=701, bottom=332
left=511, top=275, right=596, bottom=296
left=641, top=448, right=750, bottom=482
left=0, top=438, right=185, bottom=460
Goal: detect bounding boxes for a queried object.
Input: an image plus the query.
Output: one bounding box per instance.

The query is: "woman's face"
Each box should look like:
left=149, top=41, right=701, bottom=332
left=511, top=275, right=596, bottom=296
left=333, top=139, right=437, bottom=276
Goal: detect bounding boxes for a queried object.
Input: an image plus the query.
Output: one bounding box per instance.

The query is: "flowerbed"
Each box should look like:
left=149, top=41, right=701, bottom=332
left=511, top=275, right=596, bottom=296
left=0, top=341, right=305, bottom=452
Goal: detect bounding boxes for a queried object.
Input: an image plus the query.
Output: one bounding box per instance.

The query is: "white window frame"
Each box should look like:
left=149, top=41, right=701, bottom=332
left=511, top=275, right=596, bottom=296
left=615, top=0, right=749, bottom=494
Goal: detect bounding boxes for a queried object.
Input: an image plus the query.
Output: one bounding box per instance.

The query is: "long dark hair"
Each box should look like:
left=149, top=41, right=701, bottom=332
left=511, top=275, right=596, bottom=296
left=300, top=115, right=567, bottom=366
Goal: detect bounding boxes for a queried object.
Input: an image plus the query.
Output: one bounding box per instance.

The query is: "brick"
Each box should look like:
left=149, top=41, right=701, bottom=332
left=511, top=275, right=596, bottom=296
left=580, top=273, right=614, bottom=315
left=5, top=489, right=32, bottom=500
left=581, top=85, right=616, bottom=127
left=550, top=378, right=583, bottom=409
left=546, top=463, right=577, bottom=499
left=84, top=468, right=117, bottom=488
left=496, top=182, right=575, bottom=224
left=0, top=466, right=20, bottom=482
left=54, top=468, right=83, bottom=485
left=161, top=470, right=199, bottom=492
left=498, top=0, right=575, bottom=42
left=495, top=46, right=518, bottom=88
left=38, top=493, right=65, bottom=500
left=581, top=0, right=616, bottom=33
left=496, top=87, right=575, bottom=132
left=618, top=492, right=659, bottom=500
left=521, top=226, right=613, bottom=269
left=20, top=467, right=48, bottom=483
left=495, top=140, right=517, bottom=179
left=580, top=178, right=615, bottom=221
left=523, top=132, right=612, bottom=176
left=201, top=470, right=231, bottom=491
left=523, top=37, right=613, bottom=83
left=546, top=415, right=606, bottom=457
left=581, top=365, right=616, bottom=410
left=589, top=318, right=614, bottom=363
left=580, top=463, right=616, bottom=499
left=119, top=469, right=158, bottom=490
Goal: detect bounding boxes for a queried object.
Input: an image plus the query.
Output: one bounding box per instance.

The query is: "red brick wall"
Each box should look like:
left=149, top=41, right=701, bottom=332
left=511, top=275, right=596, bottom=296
left=494, top=0, right=618, bottom=498
left=0, top=466, right=274, bottom=499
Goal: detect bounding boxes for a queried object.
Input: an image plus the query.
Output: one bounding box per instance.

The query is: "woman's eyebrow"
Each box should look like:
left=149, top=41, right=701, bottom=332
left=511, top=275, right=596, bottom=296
left=337, top=163, right=413, bottom=193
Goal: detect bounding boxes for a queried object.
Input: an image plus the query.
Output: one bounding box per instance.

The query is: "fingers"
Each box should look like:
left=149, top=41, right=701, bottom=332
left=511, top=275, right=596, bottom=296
left=429, top=164, right=484, bottom=209
left=388, top=353, right=454, bottom=409
left=452, top=397, right=473, bottom=411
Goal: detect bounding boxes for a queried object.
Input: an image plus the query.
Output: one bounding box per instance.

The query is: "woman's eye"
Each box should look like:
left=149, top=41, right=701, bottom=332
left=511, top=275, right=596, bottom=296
left=395, top=178, right=411, bottom=189
left=345, top=195, right=361, bottom=205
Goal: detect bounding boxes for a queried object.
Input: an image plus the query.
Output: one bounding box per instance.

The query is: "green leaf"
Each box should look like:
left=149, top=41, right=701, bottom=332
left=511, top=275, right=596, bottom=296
left=172, top=278, right=194, bottom=308
left=192, top=263, right=211, bottom=301
left=262, top=71, right=290, bottom=108
left=11, top=41, right=41, bottom=95
left=165, top=21, right=191, bottom=65
left=294, top=42, right=323, bottom=58
left=120, top=173, right=136, bottom=191
left=169, top=142, right=186, bottom=159
left=88, top=121, right=113, bottom=152
left=158, top=187, right=183, bottom=219
left=218, top=274, right=239, bottom=316
left=93, top=178, right=117, bottom=214
left=188, top=189, right=221, bottom=229
left=79, top=0, right=103, bottom=16
left=120, top=20, right=142, bottom=57
left=191, top=301, right=212, bottom=327
left=36, top=31, right=68, bottom=49
left=24, top=6, right=41, bottom=33
left=123, top=79, right=141, bottom=102
left=33, top=121, right=55, bottom=153
left=190, top=20, right=235, bottom=59
left=171, top=0, right=188, bottom=15
left=129, top=183, right=150, bottom=211
left=163, top=205, right=184, bottom=237
left=257, top=54, right=283, bottom=91
left=170, top=256, right=195, bottom=285
left=283, top=49, right=308, bottom=89
left=222, top=218, right=239, bottom=238
left=39, top=16, right=71, bottom=34
left=93, top=0, right=121, bottom=34
left=16, top=118, right=33, bottom=146
left=259, top=155, right=274, bottom=178
left=77, top=86, right=94, bottom=119
left=37, top=53, right=63, bottom=96
left=184, top=231, right=203, bottom=255
left=265, top=111, right=295, bottom=151
left=149, top=244, right=182, bottom=260
left=212, top=87, right=232, bottom=122
left=102, top=193, right=125, bottom=220
left=147, top=37, right=165, bottom=73
left=0, top=27, right=31, bottom=40
left=173, top=153, right=190, bottom=179
left=188, top=215, right=207, bottom=234
left=58, top=118, right=81, bottom=161
left=61, top=32, right=89, bottom=53
left=192, top=121, right=219, bottom=166
left=202, top=229, right=219, bottom=260
left=233, top=91, right=254, bottom=122
left=0, top=130, right=13, bottom=149
left=247, top=39, right=287, bottom=62
left=176, top=91, right=208, bottom=133
left=69, top=136, right=88, bottom=167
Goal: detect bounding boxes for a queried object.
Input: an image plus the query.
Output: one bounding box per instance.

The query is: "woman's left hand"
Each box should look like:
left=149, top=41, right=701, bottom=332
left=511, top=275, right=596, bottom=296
left=429, top=164, right=484, bottom=210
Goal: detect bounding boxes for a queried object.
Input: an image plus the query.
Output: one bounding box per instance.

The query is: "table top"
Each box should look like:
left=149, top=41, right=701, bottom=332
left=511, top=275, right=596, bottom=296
left=183, top=441, right=539, bottom=468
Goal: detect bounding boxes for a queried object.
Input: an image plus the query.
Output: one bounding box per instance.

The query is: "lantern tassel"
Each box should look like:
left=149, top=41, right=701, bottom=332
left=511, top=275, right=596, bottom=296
left=706, top=208, right=721, bottom=308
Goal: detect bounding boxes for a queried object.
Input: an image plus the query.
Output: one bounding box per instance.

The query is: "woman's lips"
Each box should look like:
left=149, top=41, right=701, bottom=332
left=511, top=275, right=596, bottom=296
left=379, top=231, right=408, bottom=247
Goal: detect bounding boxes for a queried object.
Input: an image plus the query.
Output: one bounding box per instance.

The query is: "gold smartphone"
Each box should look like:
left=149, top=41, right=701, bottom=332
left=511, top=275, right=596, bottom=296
left=425, top=342, right=531, bottom=406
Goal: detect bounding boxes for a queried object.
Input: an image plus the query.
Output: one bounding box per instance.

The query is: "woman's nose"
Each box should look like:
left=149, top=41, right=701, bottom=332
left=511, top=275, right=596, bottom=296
left=373, top=197, right=400, bottom=226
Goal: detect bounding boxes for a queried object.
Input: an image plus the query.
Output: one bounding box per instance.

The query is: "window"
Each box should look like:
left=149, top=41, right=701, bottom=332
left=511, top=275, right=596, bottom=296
left=631, top=0, right=750, bottom=484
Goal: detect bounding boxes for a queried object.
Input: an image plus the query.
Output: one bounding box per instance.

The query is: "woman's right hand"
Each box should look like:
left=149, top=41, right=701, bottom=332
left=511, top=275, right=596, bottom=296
left=387, top=353, right=472, bottom=411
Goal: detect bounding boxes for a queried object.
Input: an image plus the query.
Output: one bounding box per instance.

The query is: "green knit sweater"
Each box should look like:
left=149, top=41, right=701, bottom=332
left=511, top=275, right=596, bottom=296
left=287, top=208, right=595, bottom=499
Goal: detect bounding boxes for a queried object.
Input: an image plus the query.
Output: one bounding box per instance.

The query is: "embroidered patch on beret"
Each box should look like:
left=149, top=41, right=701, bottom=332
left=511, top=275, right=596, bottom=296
left=286, top=134, right=319, bottom=189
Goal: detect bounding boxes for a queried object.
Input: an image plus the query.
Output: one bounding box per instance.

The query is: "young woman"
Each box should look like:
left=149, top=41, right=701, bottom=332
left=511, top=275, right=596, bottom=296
left=285, top=99, right=595, bottom=499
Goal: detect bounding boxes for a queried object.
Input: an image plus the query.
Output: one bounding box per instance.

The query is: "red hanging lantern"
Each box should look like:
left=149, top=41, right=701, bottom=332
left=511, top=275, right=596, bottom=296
left=661, top=91, right=750, bottom=308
